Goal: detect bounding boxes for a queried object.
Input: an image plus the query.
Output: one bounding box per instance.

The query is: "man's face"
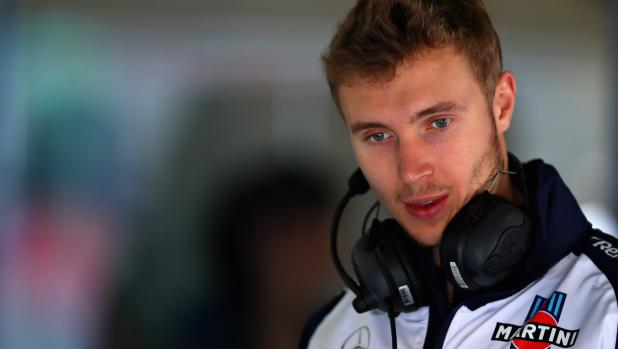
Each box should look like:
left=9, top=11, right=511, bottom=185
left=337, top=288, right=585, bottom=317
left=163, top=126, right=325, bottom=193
left=338, top=47, right=506, bottom=246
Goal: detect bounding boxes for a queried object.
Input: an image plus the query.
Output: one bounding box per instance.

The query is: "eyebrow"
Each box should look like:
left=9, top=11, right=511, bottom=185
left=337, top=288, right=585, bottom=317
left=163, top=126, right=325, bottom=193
left=415, top=101, right=464, bottom=120
left=349, top=121, right=388, bottom=134
left=349, top=101, right=464, bottom=134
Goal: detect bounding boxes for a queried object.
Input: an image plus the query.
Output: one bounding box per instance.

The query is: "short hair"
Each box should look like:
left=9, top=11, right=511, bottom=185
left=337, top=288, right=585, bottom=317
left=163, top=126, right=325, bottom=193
left=323, top=0, right=502, bottom=110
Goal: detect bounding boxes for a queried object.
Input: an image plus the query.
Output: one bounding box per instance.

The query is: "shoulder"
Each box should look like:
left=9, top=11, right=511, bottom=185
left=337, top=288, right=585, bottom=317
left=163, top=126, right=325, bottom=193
left=579, top=229, right=618, bottom=291
left=299, top=291, right=346, bottom=349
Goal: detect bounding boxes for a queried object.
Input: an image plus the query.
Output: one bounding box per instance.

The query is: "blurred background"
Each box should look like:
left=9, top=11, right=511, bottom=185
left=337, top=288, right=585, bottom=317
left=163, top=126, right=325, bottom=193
left=1, top=0, right=616, bottom=348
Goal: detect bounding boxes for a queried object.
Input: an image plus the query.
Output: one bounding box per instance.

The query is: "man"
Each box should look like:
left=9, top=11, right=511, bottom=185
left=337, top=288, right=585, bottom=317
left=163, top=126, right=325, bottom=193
left=301, top=0, right=618, bottom=348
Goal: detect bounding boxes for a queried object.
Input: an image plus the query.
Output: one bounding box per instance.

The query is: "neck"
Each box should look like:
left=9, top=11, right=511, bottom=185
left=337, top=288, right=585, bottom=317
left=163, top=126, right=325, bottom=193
left=493, top=150, right=525, bottom=208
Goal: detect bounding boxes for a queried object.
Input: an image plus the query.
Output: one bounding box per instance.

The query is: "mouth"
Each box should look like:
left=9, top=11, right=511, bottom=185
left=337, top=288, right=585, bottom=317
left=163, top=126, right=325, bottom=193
left=403, top=193, right=449, bottom=221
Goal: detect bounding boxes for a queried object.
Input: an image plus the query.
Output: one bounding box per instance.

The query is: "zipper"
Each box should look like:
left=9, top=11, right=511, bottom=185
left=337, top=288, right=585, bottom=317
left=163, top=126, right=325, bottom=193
left=430, top=302, right=465, bottom=349
left=430, top=286, right=525, bottom=349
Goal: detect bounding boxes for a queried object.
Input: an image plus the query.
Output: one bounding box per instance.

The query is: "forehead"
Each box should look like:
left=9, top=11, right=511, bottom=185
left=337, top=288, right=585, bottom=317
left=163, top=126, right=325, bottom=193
left=338, top=47, right=482, bottom=121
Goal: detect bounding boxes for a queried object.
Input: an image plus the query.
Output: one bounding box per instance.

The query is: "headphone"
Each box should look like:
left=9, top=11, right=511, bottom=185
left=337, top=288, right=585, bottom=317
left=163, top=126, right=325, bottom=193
left=331, top=154, right=532, bottom=315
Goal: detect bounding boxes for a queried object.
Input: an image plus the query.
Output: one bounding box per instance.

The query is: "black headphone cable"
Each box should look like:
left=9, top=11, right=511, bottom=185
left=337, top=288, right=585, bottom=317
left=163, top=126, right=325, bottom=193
left=331, top=169, right=371, bottom=295
left=387, top=297, right=398, bottom=349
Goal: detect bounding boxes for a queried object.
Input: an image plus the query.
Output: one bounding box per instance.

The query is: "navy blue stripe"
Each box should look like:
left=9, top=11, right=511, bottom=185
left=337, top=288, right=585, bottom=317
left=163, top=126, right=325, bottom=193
left=299, top=291, right=345, bottom=349
left=526, top=296, right=544, bottom=321
left=548, top=292, right=556, bottom=314
left=553, top=292, right=565, bottom=321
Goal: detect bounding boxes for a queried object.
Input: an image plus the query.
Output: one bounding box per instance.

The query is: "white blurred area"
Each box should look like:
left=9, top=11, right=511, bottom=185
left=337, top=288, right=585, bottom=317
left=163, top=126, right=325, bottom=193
left=582, top=202, right=618, bottom=236
left=1, top=0, right=616, bottom=348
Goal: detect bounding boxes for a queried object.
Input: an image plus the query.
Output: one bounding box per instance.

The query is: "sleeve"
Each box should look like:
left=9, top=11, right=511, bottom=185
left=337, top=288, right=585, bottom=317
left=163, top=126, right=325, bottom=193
left=299, top=291, right=345, bottom=349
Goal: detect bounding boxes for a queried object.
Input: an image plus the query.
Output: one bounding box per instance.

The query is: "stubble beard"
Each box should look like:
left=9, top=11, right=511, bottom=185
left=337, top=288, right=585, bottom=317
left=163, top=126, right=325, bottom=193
left=395, top=116, right=503, bottom=207
left=471, top=116, right=505, bottom=196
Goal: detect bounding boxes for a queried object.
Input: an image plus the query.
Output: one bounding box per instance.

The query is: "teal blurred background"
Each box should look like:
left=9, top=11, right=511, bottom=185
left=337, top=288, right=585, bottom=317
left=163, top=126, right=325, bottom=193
left=1, top=0, right=615, bottom=348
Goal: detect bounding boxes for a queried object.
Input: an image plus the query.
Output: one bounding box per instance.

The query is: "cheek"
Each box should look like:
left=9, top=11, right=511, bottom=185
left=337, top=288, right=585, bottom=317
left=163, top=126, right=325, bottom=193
left=446, top=119, right=489, bottom=160
left=431, top=132, right=477, bottom=194
left=447, top=139, right=472, bottom=167
left=352, top=143, right=397, bottom=198
left=427, top=130, right=467, bottom=169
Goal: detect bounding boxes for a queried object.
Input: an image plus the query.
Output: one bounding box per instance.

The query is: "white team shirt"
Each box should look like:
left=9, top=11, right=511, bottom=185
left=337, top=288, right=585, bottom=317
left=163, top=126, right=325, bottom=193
left=307, top=231, right=618, bottom=349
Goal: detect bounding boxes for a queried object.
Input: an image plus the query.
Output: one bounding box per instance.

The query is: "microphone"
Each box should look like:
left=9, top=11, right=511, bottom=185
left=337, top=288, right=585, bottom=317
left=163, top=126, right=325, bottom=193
left=331, top=168, right=369, bottom=296
left=348, top=168, right=370, bottom=195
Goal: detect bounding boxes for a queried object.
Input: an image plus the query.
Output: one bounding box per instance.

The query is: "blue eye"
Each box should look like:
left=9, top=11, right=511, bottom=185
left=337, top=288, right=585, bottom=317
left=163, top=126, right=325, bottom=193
left=368, top=132, right=391, bottom=143
left=431, top=118, right=452, bottom=129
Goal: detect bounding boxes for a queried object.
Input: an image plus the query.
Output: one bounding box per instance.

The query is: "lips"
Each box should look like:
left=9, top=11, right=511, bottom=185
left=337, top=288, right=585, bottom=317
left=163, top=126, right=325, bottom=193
left=403, top=193, right=449, bottom=221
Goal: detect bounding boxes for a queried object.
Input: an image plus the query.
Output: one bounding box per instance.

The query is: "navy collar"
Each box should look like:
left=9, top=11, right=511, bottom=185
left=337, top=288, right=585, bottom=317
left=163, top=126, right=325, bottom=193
left=450, top=158, right=592, bottom=308
left=428, top=159, right=593, bottom=349
left=515, top=159, right=592, bottom=282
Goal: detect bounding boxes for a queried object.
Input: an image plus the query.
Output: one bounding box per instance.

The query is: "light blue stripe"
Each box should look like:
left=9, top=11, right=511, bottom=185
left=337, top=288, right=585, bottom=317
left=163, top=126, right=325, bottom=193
left=530, top=297, right=542, bottom=318
left=548, top=293, right=556, bottom=313
left=554, top=293, right=564, bottom=317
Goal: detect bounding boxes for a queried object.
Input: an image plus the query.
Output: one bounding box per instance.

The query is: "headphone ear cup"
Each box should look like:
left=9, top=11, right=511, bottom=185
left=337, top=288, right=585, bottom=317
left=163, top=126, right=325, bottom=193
left=351, top=234, right=389, bottom=312
left=441, top=194, right=531, bottom=290
left=440, top=202, right=477, bottom=290
left=351, top=219, right=428, bottom=313
left=381, top=219, right=427, bottom=312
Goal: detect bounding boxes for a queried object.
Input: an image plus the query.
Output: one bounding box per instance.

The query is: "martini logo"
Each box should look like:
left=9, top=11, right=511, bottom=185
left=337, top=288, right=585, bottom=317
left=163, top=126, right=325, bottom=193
left=491, top=292, right=580, bottom=348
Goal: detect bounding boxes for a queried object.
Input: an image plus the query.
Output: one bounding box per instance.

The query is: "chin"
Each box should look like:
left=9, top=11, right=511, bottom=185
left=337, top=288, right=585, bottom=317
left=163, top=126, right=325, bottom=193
left=415, top=234, right=442, bottom=247
left=402, top=223, right=443, bottom=247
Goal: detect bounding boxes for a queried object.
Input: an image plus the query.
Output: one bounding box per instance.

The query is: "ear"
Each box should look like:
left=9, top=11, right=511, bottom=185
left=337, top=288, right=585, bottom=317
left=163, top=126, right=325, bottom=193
left=492, top=71, right=517, bottom=133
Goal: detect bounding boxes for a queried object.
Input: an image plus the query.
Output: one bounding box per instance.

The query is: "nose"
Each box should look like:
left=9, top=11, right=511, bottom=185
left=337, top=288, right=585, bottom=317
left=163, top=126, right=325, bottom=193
left=397, top=137, right=433, bottom=184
